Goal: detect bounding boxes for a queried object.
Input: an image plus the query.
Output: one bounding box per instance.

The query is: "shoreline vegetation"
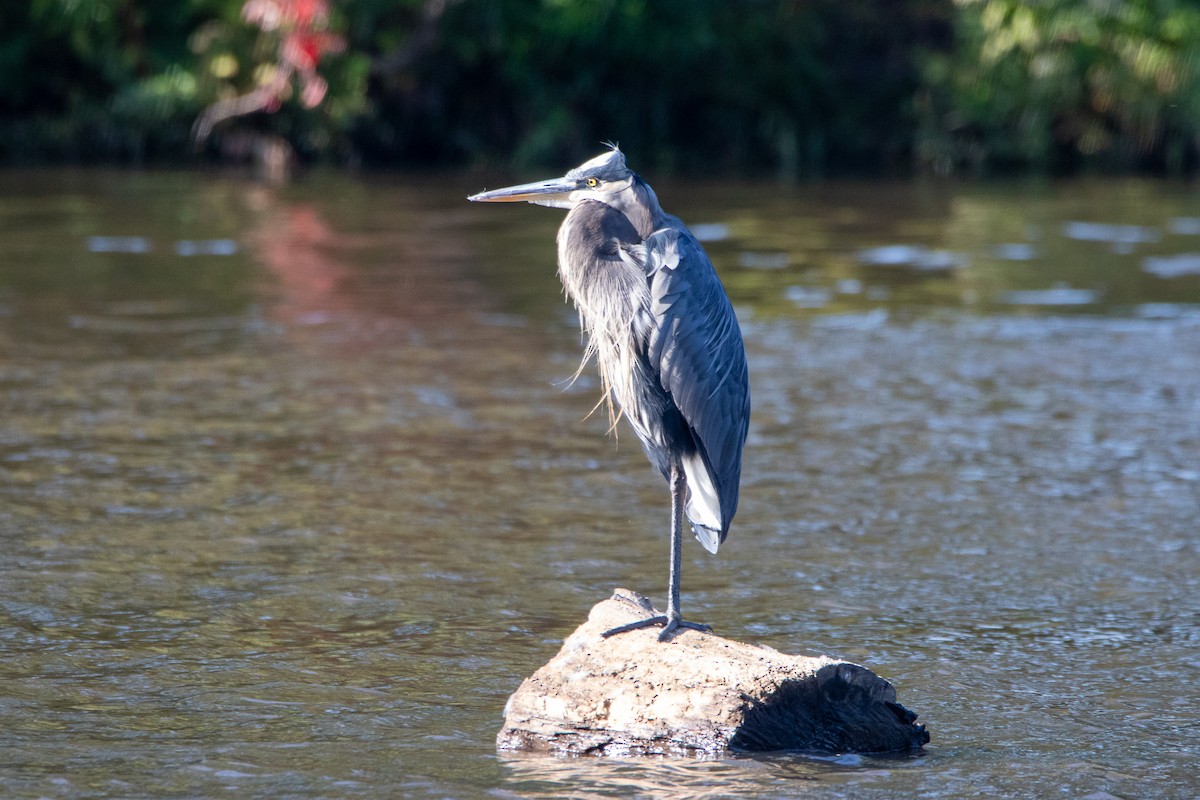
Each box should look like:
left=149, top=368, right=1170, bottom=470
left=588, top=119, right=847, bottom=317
left=2, top=0, right=1199, bottom=178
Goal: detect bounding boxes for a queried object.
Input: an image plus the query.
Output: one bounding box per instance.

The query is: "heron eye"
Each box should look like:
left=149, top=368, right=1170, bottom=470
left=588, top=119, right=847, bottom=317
left=585, top=177, right=600, bottom=188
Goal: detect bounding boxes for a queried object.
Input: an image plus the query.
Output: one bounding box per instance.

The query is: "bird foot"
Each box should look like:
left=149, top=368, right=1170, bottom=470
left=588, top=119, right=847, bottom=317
left=601, top=615, right=712, bottom=642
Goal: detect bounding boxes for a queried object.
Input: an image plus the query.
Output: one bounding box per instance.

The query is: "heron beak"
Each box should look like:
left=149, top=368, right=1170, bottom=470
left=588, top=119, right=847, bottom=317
left=468, top=177, right=577, bottom=208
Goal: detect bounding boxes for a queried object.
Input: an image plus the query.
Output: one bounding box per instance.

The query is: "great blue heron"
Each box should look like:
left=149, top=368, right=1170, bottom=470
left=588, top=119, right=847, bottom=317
left=468, top=147, right=750, bottom=641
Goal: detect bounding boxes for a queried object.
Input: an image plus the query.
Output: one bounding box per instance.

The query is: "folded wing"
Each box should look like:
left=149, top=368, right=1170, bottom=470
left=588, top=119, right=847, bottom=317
left=623, top=226, right=750, bottom=552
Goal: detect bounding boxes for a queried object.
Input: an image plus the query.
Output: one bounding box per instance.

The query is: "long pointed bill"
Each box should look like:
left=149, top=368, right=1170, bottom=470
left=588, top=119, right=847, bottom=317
left=468, top=177, right=577, bottom=208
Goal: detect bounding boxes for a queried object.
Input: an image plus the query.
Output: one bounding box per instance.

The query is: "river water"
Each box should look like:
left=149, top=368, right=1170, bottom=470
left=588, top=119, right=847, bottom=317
left=1, top=169, right=1198, bottom=798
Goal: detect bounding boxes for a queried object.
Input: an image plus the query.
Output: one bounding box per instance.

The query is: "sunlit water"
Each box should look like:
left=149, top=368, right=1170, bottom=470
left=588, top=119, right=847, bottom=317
left=1, top=169, right=1198, bottom=798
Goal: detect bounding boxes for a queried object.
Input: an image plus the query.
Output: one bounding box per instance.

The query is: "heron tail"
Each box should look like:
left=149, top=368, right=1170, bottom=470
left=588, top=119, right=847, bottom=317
left=691, top=522, right=722, bottom=554
left=681, top=452, right=725, bottom=554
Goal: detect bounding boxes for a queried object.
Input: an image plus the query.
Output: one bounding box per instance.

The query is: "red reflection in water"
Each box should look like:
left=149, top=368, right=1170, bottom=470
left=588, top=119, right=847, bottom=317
left=247, top=201, right=357, bottom=327
left=240, top=186, right=488, bottom=341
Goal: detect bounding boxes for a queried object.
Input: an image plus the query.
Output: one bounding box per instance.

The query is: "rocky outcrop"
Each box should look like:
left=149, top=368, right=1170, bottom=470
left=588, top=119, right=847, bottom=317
left=498, top=589, right=929, bottom=756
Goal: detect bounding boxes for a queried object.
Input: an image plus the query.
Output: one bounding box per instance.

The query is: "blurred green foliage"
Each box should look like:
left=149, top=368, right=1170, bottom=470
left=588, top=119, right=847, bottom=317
left=1, top=0, right=1197, bottom=175
left=0, top=0, right=221, bottom=160
left=918, top=0, right=1200, bottom=175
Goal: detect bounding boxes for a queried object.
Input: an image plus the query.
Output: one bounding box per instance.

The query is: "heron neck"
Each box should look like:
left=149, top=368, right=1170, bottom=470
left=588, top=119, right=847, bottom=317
left=618, top=177, right=667, bottom=239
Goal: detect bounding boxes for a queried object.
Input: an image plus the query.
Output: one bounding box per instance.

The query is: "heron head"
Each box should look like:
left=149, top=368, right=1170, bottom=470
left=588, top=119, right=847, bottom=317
left=468, top=147, right=635, bottom=209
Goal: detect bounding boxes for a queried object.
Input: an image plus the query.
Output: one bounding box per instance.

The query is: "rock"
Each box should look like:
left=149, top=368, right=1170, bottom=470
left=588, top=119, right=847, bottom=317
left=497, top=589, right=929, bottom=756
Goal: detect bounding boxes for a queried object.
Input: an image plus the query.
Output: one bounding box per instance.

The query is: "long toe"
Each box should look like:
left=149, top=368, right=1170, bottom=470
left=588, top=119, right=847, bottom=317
left=602, top=615, right=713, bottom=641
left=601, top=615, right=668, bottom=638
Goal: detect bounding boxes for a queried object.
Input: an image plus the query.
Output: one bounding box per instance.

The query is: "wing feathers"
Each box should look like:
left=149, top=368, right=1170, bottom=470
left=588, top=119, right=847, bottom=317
left=627, top=227, right=750, bottom=544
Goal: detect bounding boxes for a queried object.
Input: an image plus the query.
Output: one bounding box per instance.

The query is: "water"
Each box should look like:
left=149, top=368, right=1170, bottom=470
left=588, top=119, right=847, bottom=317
left=1, top=169, right=1198, bottom=798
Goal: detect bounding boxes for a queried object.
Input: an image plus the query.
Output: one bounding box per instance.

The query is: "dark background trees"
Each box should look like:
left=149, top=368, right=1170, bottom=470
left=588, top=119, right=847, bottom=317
left=2, top=0, right=1197, bottom=176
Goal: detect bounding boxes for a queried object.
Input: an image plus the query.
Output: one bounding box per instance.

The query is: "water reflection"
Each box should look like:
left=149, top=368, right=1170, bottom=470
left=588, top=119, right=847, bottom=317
left=499, top=750, right=927, bottom=799
left=999, top=284, right=1100, bottom=306
left=1143, top=252, right=1200, bottom=277
left=1, top=170, right=1199, bottom=799
left=856, top=244, right=967, bottom=271
left=246, top=198, right=361, bottom=326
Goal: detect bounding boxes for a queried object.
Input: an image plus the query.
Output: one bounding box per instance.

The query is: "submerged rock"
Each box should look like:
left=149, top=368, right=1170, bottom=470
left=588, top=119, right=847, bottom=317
left=497, top=589, right=929, bottom=757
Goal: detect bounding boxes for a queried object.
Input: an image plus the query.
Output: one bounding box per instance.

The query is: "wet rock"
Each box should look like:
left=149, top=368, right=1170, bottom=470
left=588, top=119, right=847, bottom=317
left=497, top=589, right=929, bottom=757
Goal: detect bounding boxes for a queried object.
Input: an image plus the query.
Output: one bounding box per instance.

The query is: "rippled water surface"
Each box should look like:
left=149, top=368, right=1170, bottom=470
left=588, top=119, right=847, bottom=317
left=2, top=169, right=1199, bottom=798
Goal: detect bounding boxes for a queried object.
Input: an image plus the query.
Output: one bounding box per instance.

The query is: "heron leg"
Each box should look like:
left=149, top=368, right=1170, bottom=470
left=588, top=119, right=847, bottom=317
left=601, top=461, right=711, bottom=642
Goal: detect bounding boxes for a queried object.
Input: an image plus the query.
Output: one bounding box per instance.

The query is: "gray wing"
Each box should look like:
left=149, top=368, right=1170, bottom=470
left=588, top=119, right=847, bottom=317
left=624, top=226, right=750, bottom=542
